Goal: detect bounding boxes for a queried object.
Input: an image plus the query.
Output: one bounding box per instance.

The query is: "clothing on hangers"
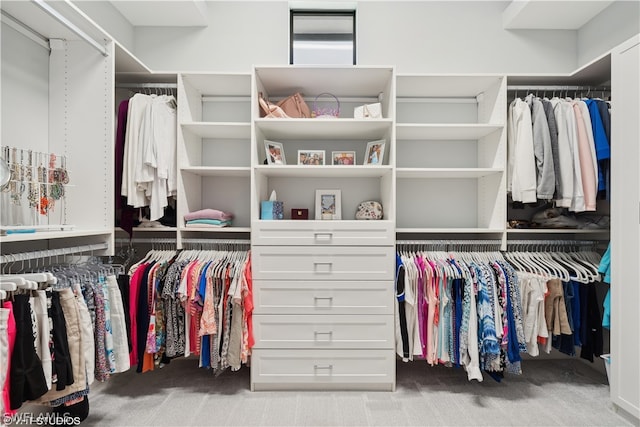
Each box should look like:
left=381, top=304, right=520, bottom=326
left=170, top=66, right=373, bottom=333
left=395, top=243, right=605, bottom=382
left=507, top=92, right=612, bottom=210
left=505, top=246, right=604, bottom=362
left=120, top=92, right=177, bottom=224
left=0, top=256, right=131, bottom=414
left=125, top=246, right=253, bottom=374
left=394, top=248, right=527, bottom=383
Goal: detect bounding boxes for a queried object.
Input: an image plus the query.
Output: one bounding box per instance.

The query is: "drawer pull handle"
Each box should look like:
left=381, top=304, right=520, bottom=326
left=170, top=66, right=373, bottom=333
left=314, top=262, right=333, bottom=273
left=314, top=296, right=333, bottom=307
left=314, top=364, right=333, bottom=376
left=314, top=331, right=333, bottom=342
left=314, top=232, right=333, bottom=242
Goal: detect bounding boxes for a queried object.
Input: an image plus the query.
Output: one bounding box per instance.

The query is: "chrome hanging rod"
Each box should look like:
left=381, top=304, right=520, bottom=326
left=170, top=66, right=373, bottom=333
left=182, top=239, right=251, bottom=248
left=1, top=9, right=50, bottom=50
left=507, top=85, right=610, bottom=92
left=397, top=239, right=501, bottom=245
left=0, top=242, right=108, bottom=265
left=33, top=0, right=108, bottom=57
left=396, top=239, right=503, bottom=250
left=506, top=239, right=597, bottom=246
left=182, top=239, right=250, bottom=244
left=506, top=240, right=599, bottom=251
left=116, top=83, right=177, bottom=89
left=113, top=238, right=250, bottom=246
left=115, top=238, right=176, bottom=245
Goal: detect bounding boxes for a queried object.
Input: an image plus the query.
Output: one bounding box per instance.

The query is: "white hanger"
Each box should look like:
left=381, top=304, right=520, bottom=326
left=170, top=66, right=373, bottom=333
left=526, top=251, right=559, bottom=280
left=529, top=251, right=557, bottom=278
left=3, top=277, right=38, bottom=290
left=508, top=251, right=535, bottom=274
left=540, top=252, right=571, bottom=282
left=564, top=251, right=594, bottom=283
left=0, top=280, right=18, bottom=291
left=572, top=251, right=601, bottom=281
left=503, top=252, right=523, bottom=272
left=555, top=251, right=590, bottom=283
left=1, top=272, right=55, bottom=285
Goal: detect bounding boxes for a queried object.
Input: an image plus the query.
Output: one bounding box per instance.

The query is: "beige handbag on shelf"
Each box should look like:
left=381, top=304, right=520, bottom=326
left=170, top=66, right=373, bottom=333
left=259, top=92, right=311, bottom=118
left=354, top=102, right=382, bottom=119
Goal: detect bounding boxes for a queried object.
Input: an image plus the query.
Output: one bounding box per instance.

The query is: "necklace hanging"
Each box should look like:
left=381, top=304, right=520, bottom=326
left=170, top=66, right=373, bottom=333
left=37, top=153, right=50, bottom=215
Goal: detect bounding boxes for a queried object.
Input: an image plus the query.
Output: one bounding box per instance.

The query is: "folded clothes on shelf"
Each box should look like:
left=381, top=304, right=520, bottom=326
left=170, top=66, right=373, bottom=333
left=184, top=208, right=233, bottom=222
left=185, top=219, right=232, bottom=228
left=508, top=207, right=610, bottom=229
left=137, top=219, right=170, bottom=228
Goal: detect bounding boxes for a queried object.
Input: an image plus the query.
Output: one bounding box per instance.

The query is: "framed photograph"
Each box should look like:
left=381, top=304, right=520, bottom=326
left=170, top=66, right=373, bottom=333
left=364, top=139, right=386, bottom=165
left=315, top=189, right=341, bottom=220
left=265, top=140, right=286, bottom=165
left=331, top=151, right=356, bottom=165
left=298, top=150, right=325, bottom=165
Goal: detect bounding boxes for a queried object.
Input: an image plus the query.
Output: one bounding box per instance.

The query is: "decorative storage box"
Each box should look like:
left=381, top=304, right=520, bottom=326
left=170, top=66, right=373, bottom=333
left=291, top=208, right=309, bottom=220
left=261, top=201, right=284, bottom=220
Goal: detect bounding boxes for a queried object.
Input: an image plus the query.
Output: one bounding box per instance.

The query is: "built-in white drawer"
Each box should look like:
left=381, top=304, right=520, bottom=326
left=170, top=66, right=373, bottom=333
left=252, top=246, right=394, bottom=281
left=253, top=280, right=393, bottom=315
left=250, top=349, right=396, bottom=391
left=251, top=220, right=395, bottom=246
left=253, top=314, right=394, bottom=349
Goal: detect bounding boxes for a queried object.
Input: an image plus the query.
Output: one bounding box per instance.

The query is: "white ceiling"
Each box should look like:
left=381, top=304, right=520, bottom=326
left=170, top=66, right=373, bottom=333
left=109, top=0, right=209, bottom=27
left=106, top=0, right=617, bottom=30
left=105, top=0, right=624, bottom=31
left=503, top=0, right=615, bottom=30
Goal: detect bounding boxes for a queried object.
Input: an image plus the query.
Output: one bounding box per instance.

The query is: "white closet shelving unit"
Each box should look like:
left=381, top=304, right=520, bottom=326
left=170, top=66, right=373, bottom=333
left=0, top=0, right=114, bottom=254
left=250, top=66, right=396, bottom=391
left=176, top=73, right=253, bottom=247
left=395, top=75, right=507, bottom=239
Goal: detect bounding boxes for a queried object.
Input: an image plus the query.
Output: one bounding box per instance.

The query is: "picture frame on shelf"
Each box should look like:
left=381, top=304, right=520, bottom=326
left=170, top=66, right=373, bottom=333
left=364, top=140, right=385, bottom=165
left=331, top=151, right=356, bottom=165
left=315, top=189, right=341, bottom=220
left=298, top=150, right=325, bottom=165
left=265, top=140, right=286, bottom=165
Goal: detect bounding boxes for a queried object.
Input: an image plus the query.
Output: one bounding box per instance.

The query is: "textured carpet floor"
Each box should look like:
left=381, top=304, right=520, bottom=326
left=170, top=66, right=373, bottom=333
left=19, top=358, right=631, bottom=427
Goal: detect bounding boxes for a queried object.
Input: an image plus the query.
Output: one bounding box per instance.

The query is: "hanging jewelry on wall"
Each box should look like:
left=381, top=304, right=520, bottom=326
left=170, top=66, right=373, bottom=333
left=1, top=146, right=70, bottom=226
left=37, top=152, right=50, bottom=216
left=26, top=149, right=38, bottom=209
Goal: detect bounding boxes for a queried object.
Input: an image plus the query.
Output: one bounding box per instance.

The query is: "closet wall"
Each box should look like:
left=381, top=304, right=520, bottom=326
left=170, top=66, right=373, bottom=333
left=1, top=24, right=49, bottom=152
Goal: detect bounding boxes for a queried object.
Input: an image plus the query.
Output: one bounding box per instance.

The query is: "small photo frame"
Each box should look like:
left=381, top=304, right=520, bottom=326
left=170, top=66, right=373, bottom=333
left=315, top=189, right=341, bottom=220
left=265, top=140, right=286, bottom=165
left=331, top=151, right=356, bottom=165
left=364, top=140, right=386, bottom=165
left=298, top=150, right=325, bottom=165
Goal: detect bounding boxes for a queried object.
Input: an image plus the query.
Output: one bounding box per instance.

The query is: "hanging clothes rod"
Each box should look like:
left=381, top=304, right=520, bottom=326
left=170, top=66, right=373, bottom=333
left=506, top=239, right=597, bottom=245
left=182, top=239, right=251, bottom=251
left=115, top=238, right=176, bottom=245
left=32, top=0, right=108, bottom=57
left=114, top=238, right=250, bottom=246
left=1, top=9, right=50, bottom=50
left=0, top=242, right=108, bottom=265
left=182, top=239, right=250, bottom=245
left=396, top=239, right=503, bottom=250
left=115, top=83, right=177, bottom=89
left=506, top=240, right=598, bottom=250
left=507, top=85, right=610, bottom=92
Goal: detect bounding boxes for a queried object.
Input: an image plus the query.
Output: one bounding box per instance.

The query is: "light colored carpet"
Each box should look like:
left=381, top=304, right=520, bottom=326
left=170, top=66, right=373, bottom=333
left=19, top=358, right=632, bottom=427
